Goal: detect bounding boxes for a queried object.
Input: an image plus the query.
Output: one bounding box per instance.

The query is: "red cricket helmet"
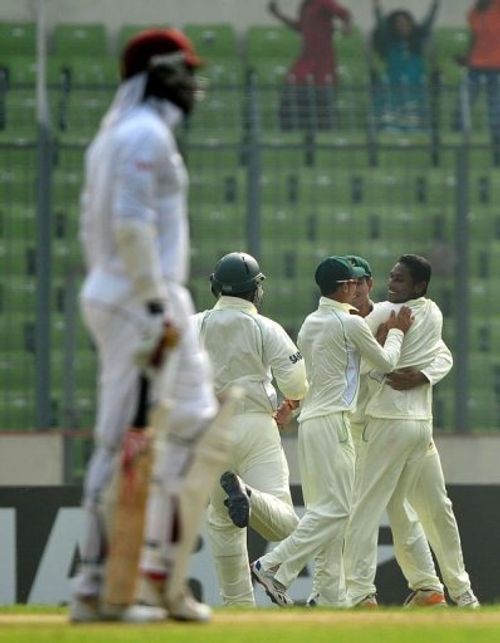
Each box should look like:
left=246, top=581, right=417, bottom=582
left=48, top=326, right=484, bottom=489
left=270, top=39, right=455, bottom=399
left=121, top=28, right=203, bottom=80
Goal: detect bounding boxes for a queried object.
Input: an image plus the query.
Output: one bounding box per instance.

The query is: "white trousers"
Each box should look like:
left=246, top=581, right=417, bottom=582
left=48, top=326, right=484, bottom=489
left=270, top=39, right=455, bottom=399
left=344, top=417, right=432, bottom=605
left=207, top=413, right=298, bottom=606
left=259, top=412, right=355, bottom=606
left=350, top=422, right=472, bottom=600
left=393, top=440, right=473, bottom=601
left=73, top=284, right=217, bottom=598
left=349, top=421, right=442, bottom=594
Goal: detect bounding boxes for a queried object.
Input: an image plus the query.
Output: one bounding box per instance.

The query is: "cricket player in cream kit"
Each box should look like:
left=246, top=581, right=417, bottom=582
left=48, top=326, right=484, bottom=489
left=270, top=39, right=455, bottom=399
left=251, top=256, right=414, bottom=607
left=194, top=252, right=308, bottom=606
left=344, top=254, right=479, bottom=608
left=71, top=29, right=233, bottom=623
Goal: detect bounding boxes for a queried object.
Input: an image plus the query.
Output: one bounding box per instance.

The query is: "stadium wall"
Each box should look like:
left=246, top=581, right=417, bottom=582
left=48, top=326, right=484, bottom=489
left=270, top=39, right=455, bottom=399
left=0, top=482, right=499, bottom=606
left=1, top=0, right=476, bottom=39
left=1, top=433, right=499, bottom=486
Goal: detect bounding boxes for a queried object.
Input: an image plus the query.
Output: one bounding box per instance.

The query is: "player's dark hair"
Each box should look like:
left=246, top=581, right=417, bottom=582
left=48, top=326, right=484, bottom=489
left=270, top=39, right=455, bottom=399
left=398, top=254, right=431, bottom=293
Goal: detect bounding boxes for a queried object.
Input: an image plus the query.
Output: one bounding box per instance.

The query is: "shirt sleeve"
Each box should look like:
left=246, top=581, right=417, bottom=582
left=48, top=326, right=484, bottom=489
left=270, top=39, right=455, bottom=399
left=112, top=128, right=163, bottom=225
left=420, top=339, right=453, bottom=385
left=350, top=316, right=404, bottom=372
left=263, top=320, right=308, bottom=401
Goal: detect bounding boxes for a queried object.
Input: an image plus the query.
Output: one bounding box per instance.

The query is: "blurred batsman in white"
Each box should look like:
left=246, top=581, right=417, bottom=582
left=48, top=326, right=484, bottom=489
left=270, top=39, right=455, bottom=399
left=71, top=28, right=234, bottom=623
left=194, top=252, right=308, bottom=606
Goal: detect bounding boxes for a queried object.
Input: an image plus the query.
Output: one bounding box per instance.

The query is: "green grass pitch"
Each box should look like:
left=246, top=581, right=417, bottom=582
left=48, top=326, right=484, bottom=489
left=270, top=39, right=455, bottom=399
left=0, top=606, right=499, bottom=643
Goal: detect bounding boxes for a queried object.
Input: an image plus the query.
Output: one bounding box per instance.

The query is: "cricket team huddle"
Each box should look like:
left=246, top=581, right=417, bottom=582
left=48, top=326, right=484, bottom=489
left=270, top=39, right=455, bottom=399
left=68, top=25, right=479, bottom=625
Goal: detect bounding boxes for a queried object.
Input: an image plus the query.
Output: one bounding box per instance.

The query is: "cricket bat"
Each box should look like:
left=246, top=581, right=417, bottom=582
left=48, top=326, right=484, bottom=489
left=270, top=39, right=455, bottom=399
left=103, top=374, right=154, bottom=609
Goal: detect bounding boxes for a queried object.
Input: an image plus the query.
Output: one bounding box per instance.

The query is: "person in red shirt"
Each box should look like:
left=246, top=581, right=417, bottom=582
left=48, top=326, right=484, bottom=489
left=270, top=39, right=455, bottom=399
left=456, top=0, right=500, bottom=162
left=269, top=0, right=352, bottom=84
left=268, top=0, right=353, bottom=129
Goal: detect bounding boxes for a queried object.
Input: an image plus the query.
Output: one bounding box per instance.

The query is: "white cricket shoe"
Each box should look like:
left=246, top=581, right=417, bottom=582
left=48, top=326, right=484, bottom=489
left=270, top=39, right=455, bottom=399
left=250, top=559, right=294, bottom=607
left=454, top=589, right=480, bottom=608
left=166, top=591, right=212, bottom=622
left=123, top=604, right=168, bottom=622
left=135, top=575, right=211, bottom=622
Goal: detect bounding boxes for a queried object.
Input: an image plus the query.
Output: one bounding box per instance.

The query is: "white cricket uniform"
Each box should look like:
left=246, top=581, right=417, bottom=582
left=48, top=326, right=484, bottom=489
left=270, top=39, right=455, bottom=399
left=195, top=296, right=308, bottom=606
left=347, top=306, right=453, bottom=597
left=257, top=297, right=405, bottom=606
left=344, top=297, right=466, bottom=605
left=73, top=97, right=217, bottom=598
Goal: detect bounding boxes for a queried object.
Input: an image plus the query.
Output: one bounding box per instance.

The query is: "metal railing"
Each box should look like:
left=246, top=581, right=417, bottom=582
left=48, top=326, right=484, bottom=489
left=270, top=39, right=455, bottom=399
left=1, top=76, right=499, bottom=481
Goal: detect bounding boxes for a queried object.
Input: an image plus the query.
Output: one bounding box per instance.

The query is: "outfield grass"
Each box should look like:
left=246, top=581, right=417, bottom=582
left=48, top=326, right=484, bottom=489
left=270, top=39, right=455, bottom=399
left=0, top=607, right=498, bottom=642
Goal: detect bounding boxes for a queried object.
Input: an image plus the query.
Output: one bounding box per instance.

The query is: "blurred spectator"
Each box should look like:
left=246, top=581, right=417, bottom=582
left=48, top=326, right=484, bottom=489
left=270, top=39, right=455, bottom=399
left=268, top=0, right=352, bottom=130
left=370, top=0, right=440, bottom=131
left=455, top=0, right=500, bottom=163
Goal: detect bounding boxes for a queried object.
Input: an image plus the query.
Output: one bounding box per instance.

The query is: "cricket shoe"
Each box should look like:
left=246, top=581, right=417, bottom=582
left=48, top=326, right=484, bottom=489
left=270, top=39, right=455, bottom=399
left=353, top=593, right=378, bottom=608
left=306, top=592, right=319, bottom=608
left=69, top=595, right=103, bottom=623
left=69, top=595, right=126, bottom=623
left=122, top=605, right=167, bottom=623
left=250, top=559, right=294, bottom=607
left=403, top=589, right=447, bottom=607
left=220, top=470, right=250, bottom=528
left=454, top=589, right=480, bottom=608
left=135, top=575, right=211, bottom=623
left=166, top=591, right=212, bottom=622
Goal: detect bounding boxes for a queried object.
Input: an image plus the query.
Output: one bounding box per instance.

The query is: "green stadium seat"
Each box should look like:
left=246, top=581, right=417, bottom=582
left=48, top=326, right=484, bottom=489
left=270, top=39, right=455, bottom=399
left=184, top=23, right=238, bottom=61
left=61, top=57, right=119, bottom=86
left=1, top=276, right=36, bottom=315
left=0, top=205, right=35, bottom=242
left=2, top=89, right=37, bottom=137
left=53, top=166, right=84, bottom=205
left=0, top=317, right=35, bottom=352
left=52, top=24, right=108, bottom=58
left=468, top=278, right=500, bottom=315
left=190, top=203, right=246, bottom=250
left=59, top=87, right=113, bottom=138
left=0, top=56, right=65, bottom=86
left=0, top=22, right=36, bottom=57
left=184, top=90, right=243, bottom=142
left=246, top=26, right=299, bottom=63
left=467, top=388, right=498, bottom=430
left=334, top=26, right=366, bottom=62
left=337, top=59, right=369, bottom=84
left=189, top=170, right=244, bottom=205
left=247, top=58, right=290, bottom=86
left=0, top=393, right=35, bottom=430
left=433, top=27, right=469, bottom=84
left=0, top=150, right=37, bottom=202
left=433, top=386, right=455, bottom=430
left=202, top=59, right=244, bottom=86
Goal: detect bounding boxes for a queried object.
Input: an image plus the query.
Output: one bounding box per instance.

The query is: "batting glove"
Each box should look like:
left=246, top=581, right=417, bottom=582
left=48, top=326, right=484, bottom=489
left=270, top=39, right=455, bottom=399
left=134, top=301, right=181, bottom=371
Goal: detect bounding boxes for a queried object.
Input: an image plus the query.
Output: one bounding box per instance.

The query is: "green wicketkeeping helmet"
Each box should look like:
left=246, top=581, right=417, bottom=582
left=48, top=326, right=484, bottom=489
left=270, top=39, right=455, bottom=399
left=210, top=252, right=266, bottom=296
